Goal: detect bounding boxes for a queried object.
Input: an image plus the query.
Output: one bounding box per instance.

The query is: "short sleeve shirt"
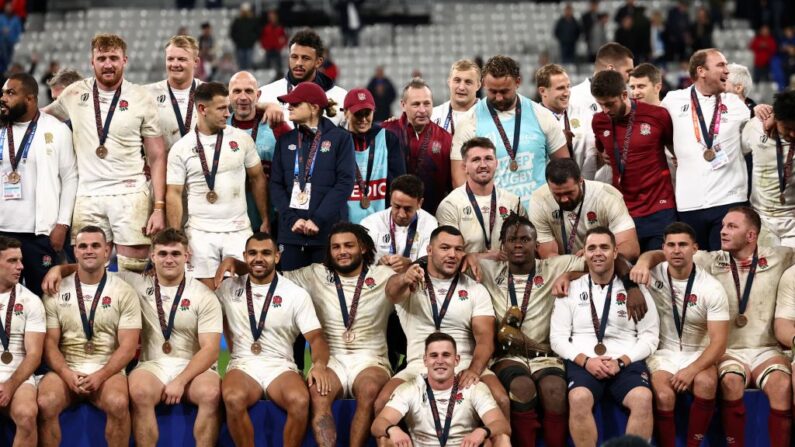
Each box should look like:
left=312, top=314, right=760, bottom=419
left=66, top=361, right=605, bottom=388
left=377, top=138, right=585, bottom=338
left=742, top=117, right=795, bottom=218
left=0, top=284, right=45, bottom=372
left=360, top=209, right=438, bottom=263
left=144, top=79, right=201, bottom=150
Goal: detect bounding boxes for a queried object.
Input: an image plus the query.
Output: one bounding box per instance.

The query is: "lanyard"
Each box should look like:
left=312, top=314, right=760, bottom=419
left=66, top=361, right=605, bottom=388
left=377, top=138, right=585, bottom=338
left=690, top=87, right=722, bottom=150
left=563, top=110, right=574, bottom=158
left=666, top=266, right=696, bottom=348
left=154, top=277, right=186, bottom=342
left=293, top=129, right=322, bottom=190
left=353, top=134, right=376, bottom=199
left=74, top=271, right=108, bottom=341
left=424, top=271, right=460, bottom=330
left=507, top=270, right=534, bottom=319
left=167, top=80, right=196, bottom=137
left=333, top=268, right=368, bottom=331
left=611, top=100, right=637, bottom=179
left=0, top=286, right=16, bottom=353
left=231, top=110, right=264, bottom=142
left=195, top=130, right=224, bottom=192
left=246, top=275, right=279, bottom=342
left=465, top=184, right=497, bottom=250
left=443, top=105, right=455, bottom=135
left=559, top=182, right=586, bottom=255
left=424, top=377, right=459, bottom=447
left=389, top=214, right=418, bottom=257
left=403, top=124, right=432, bottom=174
left=588, top=275, right=614, bottom=346
left=775, top=134, right=795, bottom=199
left=486, top=99, right=522, bottom=164
left=0, top=113, right=39, bottom=168
left=92, top=81, right=122, bottom=148
left=729, top=249, right=758, bottom=316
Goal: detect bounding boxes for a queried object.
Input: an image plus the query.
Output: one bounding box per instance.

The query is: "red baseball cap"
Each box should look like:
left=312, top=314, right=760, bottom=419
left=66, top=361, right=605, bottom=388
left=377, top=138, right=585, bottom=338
left=344, top=88, right=375, bottom=114
left=277, top=82, right=329, bottom=108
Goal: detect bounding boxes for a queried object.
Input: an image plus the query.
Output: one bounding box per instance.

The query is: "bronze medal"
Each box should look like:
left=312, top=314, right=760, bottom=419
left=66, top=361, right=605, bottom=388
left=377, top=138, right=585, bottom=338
left=84, top=340, right=95, bottom=354
left=297, top=191, right=309, bottom=205
left=6, top=171, right=20, bottom=184
left=735, top=314, right=748, bottom=327
left=360, top=197, right=370, bottom=209
left=0, top=351, right=11, bottom=364
left=96, top=145, right=108, bottom=159
left=162, top=341, right=172, bottom=354
left=206, top=190, right=218, bottom=203
left=510, top=159, right=519, bottom=172
left=251, top=341, right=262, bottom=354
left=703, top=149, right=716, bottom=162
left=594, top=342, right=607, bottom=355
left=343, top=330, right=355, bottom=343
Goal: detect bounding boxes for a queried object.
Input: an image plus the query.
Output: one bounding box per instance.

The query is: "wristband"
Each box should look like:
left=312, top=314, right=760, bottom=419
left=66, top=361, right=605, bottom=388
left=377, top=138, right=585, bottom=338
left=480, top=426, right=492, bottom=439
left=583, top=356, right=590, bottom=369
left=385, top=424, right=398, bottom=438
left=620, top=274, right=639, bottom=290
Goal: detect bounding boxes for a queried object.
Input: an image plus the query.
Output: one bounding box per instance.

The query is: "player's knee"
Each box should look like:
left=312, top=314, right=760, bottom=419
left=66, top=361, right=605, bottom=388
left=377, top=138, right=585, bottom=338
left=692, top=371, right=718, bottom=396
left=129, top=382, right=158, bottom=407
left=11, top=403, right=37, bottom=429
left=355, top=379, right=384, bottom=404
left=37, top=391, right=64, bottom=418
left=103, top=391, right=130, bottom=416
left=652, top=384, right=676, bottom=410
left=221, top=386, right=248, bottom=413
left=507, top=375, right=536, bottom=404
left=568, top=388, right=594, bottom=413
left=284, top=389, right=310, bottom=416
left=194, top=384, right=221, bottom=408
left=764, top=372, right=792, bottom=408
left=538, top=375, right=567, bottom=413
left=624, top=387, right=653, bottom=415
left=720, top=372, right=745, bottom=394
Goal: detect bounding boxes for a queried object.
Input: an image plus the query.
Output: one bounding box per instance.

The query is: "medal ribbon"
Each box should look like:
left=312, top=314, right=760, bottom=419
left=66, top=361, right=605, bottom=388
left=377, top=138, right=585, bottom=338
left=507, top=271, right=534, bottom=318
left=195, top=129, right=224, bottom=192
left=353, top=134, right=376, bottom=202
left=293, top=129, right=322, bottom=190
left=231, top=110, right=264, bottom=142
left=729, top=249, right=758, bottom=316
left=403, top=124, right=432, bottom=174
left=92, top=81, right=122, bottom=149
left=74, top=271, right=108, bottom=341
left=424, top=376, right=459, bottom=447
left=559, top=182, right=586, bottom=255
left=424, top=270, right=460, bottom=330
left=2, top=112, right=39, bottom=171
left=443, top=106, right=455, bottom=135
left=611, top=100, right=637, bottom=179
left=333, top=268, right=368, bottom=331
left=0, top=286, right=16, bottom=353
left=775, top=134, right=795, bottom=198
left=563, top=110, right=574, bottom=158
left=154, top=276, right=186, bottom=342
left=666, top=266, right=696, bottom=346
left=690, top=86, right=722, bottom=150
left=464, top=183, right=497, bottom=250
left=389, top=214, right=418, bottom=258
left=587, top=275, right=614, bottom=347
left=167, top=80, right=196, bottom=137
left=486, top=99, right=522, bottom=165
left=246, top=275, right=279, bottom=342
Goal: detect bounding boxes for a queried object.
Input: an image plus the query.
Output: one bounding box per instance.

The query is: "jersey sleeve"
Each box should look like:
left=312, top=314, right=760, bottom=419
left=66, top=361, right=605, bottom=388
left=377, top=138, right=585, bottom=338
left=166, top=143, right=187, bottom=185
left=294, top=289, right=323, bottom=335
left=23, top=292, right=46, bottom=333
left=471, top=283, right=495, bottom=318
left=44, top=294, right=60, bottom=330
left=434, top=197, right=459, bottom=228
left=197, top=287, right=223, bottom=334
left=471, top=382, right=499, bottom=417
left=705, top=276, right=730, bottom=321
left=603, top=188, right=636, bottom=233
left=117, top=283, right=143, bottom=330
left=528, top=193, right=556, bottom=244
left=242, top=133, right=261, bottom=169
left=140, top=90, right=162, bottom=138
left=450, top=109, right=476, bottom=161
left=535, top=104, right=567, bottom=154
left=776, top=264, right=795, bottom=320
left=384, top=381, right=415, bottom=417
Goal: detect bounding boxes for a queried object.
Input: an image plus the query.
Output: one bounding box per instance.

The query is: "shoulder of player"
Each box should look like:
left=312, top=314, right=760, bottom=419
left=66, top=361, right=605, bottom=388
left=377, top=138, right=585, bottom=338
left=14, top=283, right=41, bottom=303
left=38, top=112, right=71, bottom=133
left=216, top=274, right=246, bottom=298
left=258, top=78, right=287, bottom=99
left=107, top=272, right=138, bottom=295
left=588, top=180, right=623, bottom=202
left=428, top=121, right=452, bottom=144
left=661, top=88, right=689, bottom=104
left=635, top=101, right=671, bottom=120
left=417, top=209, right=439, bottom=228
left=563, top=274, right=590, bottom=299
left=121, top=79, right=155, bottom=99
left=457, top=274, right=488, bottom=295
left=529, top=183, right=553, bottom=204
left=440, top=185, right=467, bottom=206
left=274, top=273, right=311, bottom=298
left=327, top=85, right=348, bottom=103
left=143, top=79, right=167, bottom=94
left=225, top=126, right=256, bottom=144
left=496, top=187, right=521, bottom=204
left=431, top=101, right=450, bottom=117
left=759, top=245, right=795, bottom=268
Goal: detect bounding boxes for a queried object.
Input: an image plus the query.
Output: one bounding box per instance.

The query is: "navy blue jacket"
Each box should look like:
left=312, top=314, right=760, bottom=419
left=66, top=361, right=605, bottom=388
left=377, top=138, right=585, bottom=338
left=270, top=117, right=355, bottom=246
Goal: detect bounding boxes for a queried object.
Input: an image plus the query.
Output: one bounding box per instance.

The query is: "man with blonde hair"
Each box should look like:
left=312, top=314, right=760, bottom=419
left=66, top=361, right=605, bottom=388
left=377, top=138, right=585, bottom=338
left=43, top=33, right=166, bottom=273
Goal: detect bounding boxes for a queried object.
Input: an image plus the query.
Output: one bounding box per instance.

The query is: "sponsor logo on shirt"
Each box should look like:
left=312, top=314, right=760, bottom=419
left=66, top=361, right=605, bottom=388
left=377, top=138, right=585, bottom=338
left=158, top=94, right=166, bottom=103
left=61, top=292, right=71, bottom=302
left=81, top=93, right=89, bottom=102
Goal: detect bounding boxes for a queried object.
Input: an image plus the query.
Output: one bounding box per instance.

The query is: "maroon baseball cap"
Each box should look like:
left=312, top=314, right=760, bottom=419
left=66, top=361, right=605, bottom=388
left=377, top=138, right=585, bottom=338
left=277, top=82, right=329, bottom=108
left=344, top=88, right=375, bottom=114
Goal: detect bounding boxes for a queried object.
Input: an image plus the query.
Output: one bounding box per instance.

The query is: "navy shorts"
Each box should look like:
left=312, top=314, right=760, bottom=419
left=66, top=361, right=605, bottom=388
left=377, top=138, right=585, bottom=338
left=565, top=359, right=651, bottom=404
left=633, top=208, right=677, bottom=253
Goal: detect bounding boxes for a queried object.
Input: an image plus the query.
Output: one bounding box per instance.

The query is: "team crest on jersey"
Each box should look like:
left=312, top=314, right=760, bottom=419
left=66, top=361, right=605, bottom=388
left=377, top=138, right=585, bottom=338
left=552, top=209, right=561, bottom=220
left=571, top=118, right=580, bottom=129
left=13, top=303, right=23, bottom=316
left=463, top=206, right=472, bottom=216
left=179, top=299, right=191, bottom=311
left=45, top=132, right=53, bottom=144
left=320, top=140, right=332, bottom=152
left=288, top=144, right=297, bottom=151
left=42, top=255, right=52, bottom=267
left=655, top=280, right=664, bottom=289
left=81, top=93, right=89, bottom=102
left=119, top=100, right=129, bottom=111
left=533, top=275, right=544, bottom=287
left=101, top=296, right=112, bottom=309
left=719, top=104, right=728, bottom=114
left=272, top=296, right=283, bottom=307
left=640, top=123, right=651, bottom=136
left=681, top=104, right=689, bottom=113
left=158, top=94, right=167, bottom=103
left=758, top=257, right=768, bottom=269
left=760, top=135, right=768, bottom=143
left=382, top=234, right=390, bottom=244
left=61, top=292, right=71, bottom=302
left=586, top=211, right=597, bottom=224
left=686, top=294, right=698, bottom=307
left=455, top=392, right=464, bottom=404
left=146, top=286, right=154, bottom=296
left=602, top=130, right=610, bottom=137
left=579, top=292, right=589, bottom=302
left=498, top=206, right=509, bottom=218
left=229, top=140, right=239, bottom=152
left=365, top=277, right=376, bottom=288
left=431, top=141, right=441, bottom=154
left=458, top=290, right=468, bottom=301
left=615, top=292, right=626, bottom=305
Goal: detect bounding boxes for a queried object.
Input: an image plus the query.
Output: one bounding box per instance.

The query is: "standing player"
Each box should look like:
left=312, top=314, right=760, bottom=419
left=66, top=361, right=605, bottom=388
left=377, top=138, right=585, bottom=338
left=550, top=227, right=659, bottom=446
left=166, top=82, right=268, bottom=288
left=629, top=63, right=664, bottom=106
left=42, top=33, right=166, bottom=273
left=0, top=73, right=76, bottom=297
left=643, top=223, right=729, bottom=447
left=569, top=42, right=635, bottom=120
left=0, top=236, right=46, bottom=447
left=591, top=69, right=677, bottom=252
left=633, top=206, right=794, bottom=447
left=37, top=226, right=141, bottom=447
left=436, top=137, right=526, bottom=255
left=452, top=55, right=568, bottom=209
left=217, top=232, right=331, bottom=447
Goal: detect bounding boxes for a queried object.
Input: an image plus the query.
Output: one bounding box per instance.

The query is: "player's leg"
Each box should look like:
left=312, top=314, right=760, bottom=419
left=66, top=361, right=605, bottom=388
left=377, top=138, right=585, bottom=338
left=308, top=365, right=344, bottom=447
left=265, top=371, right=311, bottom=447
left=222, top=369, right=264, bottom=447
left=186, top=228, right=222, bottom=289
left=650, top=371, right=676, bottom=447
left=568, top=387, right=598, bottom=446
left=113, top=190, right=154, bottom=273
left=753, top=356, right=792, bottom=447
left=481, top=373, right=510, bottom=417
left=534, top=365, right=569, bottom=447
left=6, top=383, right=38, bottom=447
left=718, top=357, right=750, bottom=446
left=349, top=366, right=391, bottom=447
left=91, top=373, right=132, bottom=447
left=688, top=365, right=718, bottom=447
left=493, top=359, right=539, bottom=447
left=36, top=372, right=76, bottom=447
left=614, top=362, right=653, bottom=440
left=184, top=370, right=222, bottom=447
left=128, top=368, right=166, bottom=447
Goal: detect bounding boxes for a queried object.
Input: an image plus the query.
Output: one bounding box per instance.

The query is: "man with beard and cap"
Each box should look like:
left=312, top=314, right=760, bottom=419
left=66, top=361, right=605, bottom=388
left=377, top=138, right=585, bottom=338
left=452, top=55, right=568, bottom=210
left=343, top=88, right=405, bottom=224
left=0, top=73, right=76, bottom=297
left=661, top=49, right=751, bottom=251
left=145, top=35, right=202, bottom=152
left=0, top=236, right=46, bottom=447
left=529, top=158, right=639, bottom=260
left=436, top=137, right=526, bottom=256
left=381, top=78, right=452, bottom=215
left=632, top=206, right=795, bottom=447
left=215, top=232, right=331, bottom=447
left=374, top=226, right=511, bottom=422
left=551, top=227, right=659, bottom=447
left=478, top=214, right=585, bottom=447
left=641, top=222, right=729, bottom=447
left=361, top=174, right=438, bottom=271
left=37, top=226, right=141, bottom=447
left=166, top=82, right=268, bottom=289
left=591, top=69, right=677, bottom=253
left=371, top=332, right=511, bottom=447
left=258, top=29, right=347, bottom=127
left=741, top=91, right=795, bottom=248
left=42, top=228, right=223, bottom=446
left=42, top=33, right=166, bottom=274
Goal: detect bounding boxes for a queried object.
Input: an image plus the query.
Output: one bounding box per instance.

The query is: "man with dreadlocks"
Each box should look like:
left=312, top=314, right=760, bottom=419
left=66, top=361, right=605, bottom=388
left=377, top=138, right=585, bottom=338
left=478, top=213, right=585, bottom=447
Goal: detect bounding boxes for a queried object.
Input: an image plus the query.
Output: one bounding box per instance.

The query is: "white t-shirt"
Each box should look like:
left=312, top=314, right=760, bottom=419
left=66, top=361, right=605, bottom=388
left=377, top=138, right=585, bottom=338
left=217, top=274, right=321, bottom=363
left=145, top=79, right=201, bottom=150
left=741, top=117, right=795, bottom=218
left=555, top=104, right=602, bottom=181
left=0, top=284, right=45, bottom=374
left=431, top=100, right=475, bottom=135
left=550, top=274, right=660, bottom=362
left=47, top=78, right=161, bottom=196
left=386, top=375, right=498, bottom=447
left=398, top=273, right=494, bottom=365
left=661, top=87, right=751, bottom=211
left=1, top=119, right=39, bottom=232
left=167, top=126, right=260, bottom=232
left=645, top=262, right=729, bottom=351
left=258, top=78, right=347, bottom=127
left=569, top=78, right=599, bottom=118
left=436, top=184, right=526, bottom=253
left=360, top=209, right=438, bottom=263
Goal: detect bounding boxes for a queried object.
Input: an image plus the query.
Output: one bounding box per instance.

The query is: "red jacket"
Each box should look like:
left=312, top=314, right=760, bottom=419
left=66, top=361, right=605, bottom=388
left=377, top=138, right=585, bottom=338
left=260, top=24, right=287, bottom=51
left=750, top=35, right=777, bottom=68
